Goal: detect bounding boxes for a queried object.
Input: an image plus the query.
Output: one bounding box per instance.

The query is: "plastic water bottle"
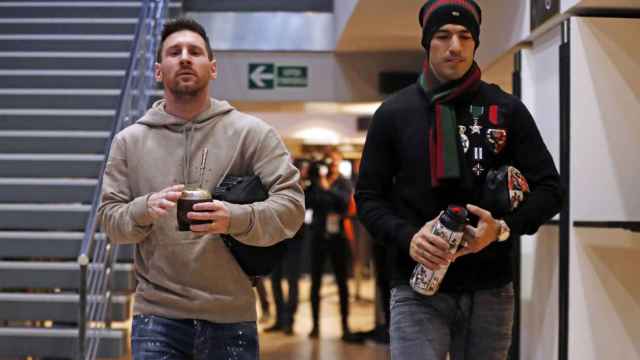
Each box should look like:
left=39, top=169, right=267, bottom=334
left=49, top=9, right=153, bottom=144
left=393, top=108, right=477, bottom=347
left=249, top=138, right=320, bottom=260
left=410, top=205, right=468, bottom=295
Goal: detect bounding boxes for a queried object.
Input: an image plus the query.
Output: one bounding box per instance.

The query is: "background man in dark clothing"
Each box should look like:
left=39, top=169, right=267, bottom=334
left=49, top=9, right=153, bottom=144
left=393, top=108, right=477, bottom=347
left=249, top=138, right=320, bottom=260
left=355, top=1, right=562, bottom=359
left=306, top=151, right=357, bottom=341
left=265, top=160, right=309, bottom=335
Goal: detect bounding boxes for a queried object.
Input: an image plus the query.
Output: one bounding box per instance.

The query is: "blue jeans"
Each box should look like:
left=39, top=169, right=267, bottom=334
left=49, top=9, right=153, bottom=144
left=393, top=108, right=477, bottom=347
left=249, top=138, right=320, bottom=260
left=131, top=314, right=259, bottom=360
left=390, top=283, right=514, bottom=360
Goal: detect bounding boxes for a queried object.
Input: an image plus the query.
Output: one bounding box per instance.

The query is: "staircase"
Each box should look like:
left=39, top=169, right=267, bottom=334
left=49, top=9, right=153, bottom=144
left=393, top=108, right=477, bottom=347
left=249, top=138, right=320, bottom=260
left=0, top=0, right=179, bottom=358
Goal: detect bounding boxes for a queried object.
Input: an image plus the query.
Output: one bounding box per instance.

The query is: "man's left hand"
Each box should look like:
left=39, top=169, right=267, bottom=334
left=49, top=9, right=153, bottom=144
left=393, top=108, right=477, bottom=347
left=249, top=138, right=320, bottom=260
left=188, top=200, right=230, bottom=234
left=453, top=204, right=500, bottom=261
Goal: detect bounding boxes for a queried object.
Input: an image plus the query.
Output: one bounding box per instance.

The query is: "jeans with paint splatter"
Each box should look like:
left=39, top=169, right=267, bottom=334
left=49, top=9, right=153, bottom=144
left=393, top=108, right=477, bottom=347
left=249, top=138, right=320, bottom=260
left=132, top=314, right=259, bottom=360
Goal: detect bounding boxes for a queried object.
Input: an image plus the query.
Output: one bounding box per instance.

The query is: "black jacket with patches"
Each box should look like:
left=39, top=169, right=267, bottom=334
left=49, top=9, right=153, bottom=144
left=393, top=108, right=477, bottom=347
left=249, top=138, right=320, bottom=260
left=355, top=82, right=563, bottom=291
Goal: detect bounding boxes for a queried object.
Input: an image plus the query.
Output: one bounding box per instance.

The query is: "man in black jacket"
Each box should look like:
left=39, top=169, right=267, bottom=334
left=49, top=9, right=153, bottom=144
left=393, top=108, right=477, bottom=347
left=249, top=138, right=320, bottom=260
left=307, top=150, right=357, bottom=341
left=355, top=1, right=562, bottom=359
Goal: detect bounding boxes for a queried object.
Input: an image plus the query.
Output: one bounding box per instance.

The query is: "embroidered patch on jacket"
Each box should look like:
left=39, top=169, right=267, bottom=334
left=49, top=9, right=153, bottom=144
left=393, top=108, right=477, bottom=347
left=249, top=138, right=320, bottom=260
left=486, top=129, right=507, bottom=154
left=508, top=166, right=530, bottom=210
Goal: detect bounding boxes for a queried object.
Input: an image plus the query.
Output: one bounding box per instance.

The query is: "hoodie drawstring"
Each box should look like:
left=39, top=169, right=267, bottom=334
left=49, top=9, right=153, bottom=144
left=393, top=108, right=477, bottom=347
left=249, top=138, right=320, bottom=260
left=183, top=125, right=195, bottom=184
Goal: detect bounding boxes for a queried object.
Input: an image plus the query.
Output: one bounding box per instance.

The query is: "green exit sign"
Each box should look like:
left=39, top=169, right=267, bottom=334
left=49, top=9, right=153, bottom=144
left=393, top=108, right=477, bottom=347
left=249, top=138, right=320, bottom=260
left=277, top=66, right=307, bottom=87
left=248, top=63, right=274, bottom=89
left=248, top=63, right=308, bottom=90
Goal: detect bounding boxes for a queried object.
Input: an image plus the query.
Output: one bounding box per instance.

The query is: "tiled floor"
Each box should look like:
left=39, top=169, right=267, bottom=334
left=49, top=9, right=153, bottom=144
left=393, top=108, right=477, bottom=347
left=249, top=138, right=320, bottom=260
left=259, top=275, right=390, bottom=360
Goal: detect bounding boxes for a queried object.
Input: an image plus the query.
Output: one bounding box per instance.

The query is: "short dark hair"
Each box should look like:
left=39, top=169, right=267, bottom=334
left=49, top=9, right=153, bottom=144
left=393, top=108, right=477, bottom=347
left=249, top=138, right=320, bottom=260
left=156, top=17, right=213, bottom=62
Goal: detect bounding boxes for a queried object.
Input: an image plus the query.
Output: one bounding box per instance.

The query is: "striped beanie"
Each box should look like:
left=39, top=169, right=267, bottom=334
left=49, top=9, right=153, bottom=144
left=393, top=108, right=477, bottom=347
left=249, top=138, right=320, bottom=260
left=418, top=0, right=482, bottom=51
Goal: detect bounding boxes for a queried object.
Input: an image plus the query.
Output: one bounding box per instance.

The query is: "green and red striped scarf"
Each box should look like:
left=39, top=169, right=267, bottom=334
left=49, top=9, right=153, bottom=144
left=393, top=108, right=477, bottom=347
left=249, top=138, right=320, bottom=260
left=418, top=60, right=481, bottom=187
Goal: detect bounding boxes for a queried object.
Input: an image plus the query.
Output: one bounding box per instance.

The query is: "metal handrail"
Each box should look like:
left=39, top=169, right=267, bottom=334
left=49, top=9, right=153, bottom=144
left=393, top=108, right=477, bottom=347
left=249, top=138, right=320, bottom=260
left=77, top=1, right=169, bottom=359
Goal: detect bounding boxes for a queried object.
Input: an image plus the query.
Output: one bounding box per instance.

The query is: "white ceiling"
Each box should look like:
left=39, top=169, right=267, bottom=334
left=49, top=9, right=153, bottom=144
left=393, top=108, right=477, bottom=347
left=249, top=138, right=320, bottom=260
left=335, top=0, right=425, bottom=53
left=336, top=0, right=640, bottom=68
left=335, top=0, right=521, bottom=68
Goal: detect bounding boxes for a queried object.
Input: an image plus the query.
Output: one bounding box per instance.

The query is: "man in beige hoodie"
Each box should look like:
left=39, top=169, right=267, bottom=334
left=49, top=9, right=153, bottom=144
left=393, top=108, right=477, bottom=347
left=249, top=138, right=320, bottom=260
left=98, top=17, right=305, bottom=359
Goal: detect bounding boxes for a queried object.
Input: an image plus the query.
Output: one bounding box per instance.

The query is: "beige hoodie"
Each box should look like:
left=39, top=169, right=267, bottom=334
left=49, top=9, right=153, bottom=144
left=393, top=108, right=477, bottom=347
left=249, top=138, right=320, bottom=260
left=98, top=98, right=304, bottom=323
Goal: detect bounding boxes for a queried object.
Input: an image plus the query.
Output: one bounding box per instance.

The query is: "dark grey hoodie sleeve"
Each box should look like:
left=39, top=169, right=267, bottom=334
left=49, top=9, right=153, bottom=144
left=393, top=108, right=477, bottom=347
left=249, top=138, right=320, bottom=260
left=224, top=127, right=305, bottom=247
left=98, top=133, right=154, bottom=244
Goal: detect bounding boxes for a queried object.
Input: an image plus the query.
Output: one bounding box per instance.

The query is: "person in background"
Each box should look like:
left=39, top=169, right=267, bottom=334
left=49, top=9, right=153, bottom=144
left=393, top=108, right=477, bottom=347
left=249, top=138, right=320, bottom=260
left=264, top=159, right=309, bottom=335
left=254, top=278, right=272, bottom=325
left=98, top=16, right=304, bottom=359
left=355, top=1, right=562, bottom=358
left=350, top=157, right=391, bottom=345
left=306, top=150, right=360, bottom=342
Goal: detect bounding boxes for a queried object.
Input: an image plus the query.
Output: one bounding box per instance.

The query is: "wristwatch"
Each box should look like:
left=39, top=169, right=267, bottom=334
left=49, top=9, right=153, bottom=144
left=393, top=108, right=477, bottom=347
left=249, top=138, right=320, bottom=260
left=497, top=220, right=511, bottom=242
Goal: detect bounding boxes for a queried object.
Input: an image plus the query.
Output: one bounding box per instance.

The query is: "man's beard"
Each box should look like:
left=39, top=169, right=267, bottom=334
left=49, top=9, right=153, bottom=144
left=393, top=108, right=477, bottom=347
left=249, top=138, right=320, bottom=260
left=167, top=77, right=206, bottom=98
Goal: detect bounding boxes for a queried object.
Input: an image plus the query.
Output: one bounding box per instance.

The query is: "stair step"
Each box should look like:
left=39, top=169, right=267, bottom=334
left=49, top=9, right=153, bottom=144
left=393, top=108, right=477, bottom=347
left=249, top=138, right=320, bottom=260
left=0, top=177, right=97, bottom=203
left=0, top=73, right=124, bottom=88
left=0, top=90, right=161, bottom=109
left=0, top=3, right=181, bottom=18
left=0, top=18, right=137, bottom=34
left=0, top=130, right=109, bottom=154
left=0, top=327, right=125, bottom=358
left=0, top=92, right=119, bottom=109
left=0, top=153, right=103, bottom=178
left=0, top=203, right=90, bottom=230
left=0, top=51, right=129, bottom=70
left=0, top=37, right=132, bottom=52
left=0, top=0, right=140, bottom=2
left=0, top=261, right=135, bottom=290
left=0, top=3, right=142, bottom=19
left=0, top=293, right=130, bottom=322
left=0, top=177, right=96, bottom=203
left=0, top=109, right=114, bottom=131
left=0, top=231, right=134, bottom=260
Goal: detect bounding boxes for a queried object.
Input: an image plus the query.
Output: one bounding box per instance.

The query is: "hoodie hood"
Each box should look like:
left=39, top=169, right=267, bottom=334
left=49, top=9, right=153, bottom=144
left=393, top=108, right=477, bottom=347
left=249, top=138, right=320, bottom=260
left=137, top=98, right=235, bottom=128
left=136, top=98, right=235, bottom=187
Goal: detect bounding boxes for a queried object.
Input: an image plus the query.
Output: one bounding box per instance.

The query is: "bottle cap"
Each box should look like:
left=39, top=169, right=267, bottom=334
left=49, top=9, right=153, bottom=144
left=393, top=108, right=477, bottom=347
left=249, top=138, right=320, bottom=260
left=440, top=205, right=468, bottom=231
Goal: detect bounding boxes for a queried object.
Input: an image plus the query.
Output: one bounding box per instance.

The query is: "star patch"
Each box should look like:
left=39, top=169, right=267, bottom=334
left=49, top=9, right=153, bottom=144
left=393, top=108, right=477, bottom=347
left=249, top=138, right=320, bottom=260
left=472, top=163, right=484, bottom=176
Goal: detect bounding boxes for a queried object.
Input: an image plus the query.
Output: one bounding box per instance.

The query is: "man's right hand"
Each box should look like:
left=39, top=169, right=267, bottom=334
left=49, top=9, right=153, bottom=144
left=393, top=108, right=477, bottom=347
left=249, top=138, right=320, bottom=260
left=409, top=215, right=452, bottom=271
left=146, top=184, right=184, bottom=219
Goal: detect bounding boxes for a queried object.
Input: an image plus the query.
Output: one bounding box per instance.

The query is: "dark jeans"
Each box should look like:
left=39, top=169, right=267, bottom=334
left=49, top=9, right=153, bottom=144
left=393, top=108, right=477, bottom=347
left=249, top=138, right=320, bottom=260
left=270, top=232, right=303, bottom=327
left=309, top=232, right=351, bottom=332
left=132, top=314, right=259, bottom=360
left=390, top=283, right=514, bottom=360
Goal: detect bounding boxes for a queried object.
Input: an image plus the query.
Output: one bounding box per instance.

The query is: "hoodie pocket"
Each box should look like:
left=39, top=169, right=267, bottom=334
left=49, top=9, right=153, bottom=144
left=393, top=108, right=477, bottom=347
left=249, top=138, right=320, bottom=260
left=146, top=236, right=252, bottom=295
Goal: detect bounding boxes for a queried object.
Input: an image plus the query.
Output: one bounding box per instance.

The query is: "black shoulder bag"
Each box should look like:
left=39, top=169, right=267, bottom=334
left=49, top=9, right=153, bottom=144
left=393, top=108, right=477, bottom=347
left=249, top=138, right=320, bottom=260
left=214, top=175, right=288, bottom=278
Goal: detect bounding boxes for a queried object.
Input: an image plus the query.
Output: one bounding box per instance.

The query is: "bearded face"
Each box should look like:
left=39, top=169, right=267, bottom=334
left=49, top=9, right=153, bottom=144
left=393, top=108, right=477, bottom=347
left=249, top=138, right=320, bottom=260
left=155, top=30, right=216, bottom=99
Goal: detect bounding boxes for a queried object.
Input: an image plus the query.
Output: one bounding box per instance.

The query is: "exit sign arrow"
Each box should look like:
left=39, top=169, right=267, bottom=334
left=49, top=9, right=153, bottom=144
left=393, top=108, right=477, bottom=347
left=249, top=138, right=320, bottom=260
left=249, top=64, right=275, bottom=89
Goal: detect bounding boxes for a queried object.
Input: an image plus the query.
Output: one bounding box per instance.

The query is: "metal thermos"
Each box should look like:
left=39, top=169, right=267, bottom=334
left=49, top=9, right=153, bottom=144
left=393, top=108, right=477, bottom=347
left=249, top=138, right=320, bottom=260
left=410, top=205, right=468, bottom=296
left=177, top=148, right=210, bottom=231
left=176, top=187, right=212, bottom=231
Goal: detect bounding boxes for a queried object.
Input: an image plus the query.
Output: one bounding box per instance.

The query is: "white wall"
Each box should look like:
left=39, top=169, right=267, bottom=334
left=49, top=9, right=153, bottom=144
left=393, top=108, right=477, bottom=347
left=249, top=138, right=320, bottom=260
left=519, top=26, right=563, bottom=360
left=564, top=0, right=640, bottom=12
left=334, top=0, right=359, bottom=39
left=570, top=17, right=640, bottom=222
left=211, top=51, right=422, bottom=102
left=562, top=0, right=581, bottom=13
left=568, top=17, right=640, bottom=360
left=476, top=0, right=531, bottom=67
left=569, top=228, right=640, bottom=359
left=522, top=29, right=562, bottom=166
